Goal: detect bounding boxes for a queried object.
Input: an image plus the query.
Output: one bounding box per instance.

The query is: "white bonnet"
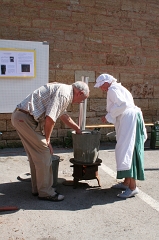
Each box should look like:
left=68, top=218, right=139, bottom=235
left=94, top=73, right=117, bottom=88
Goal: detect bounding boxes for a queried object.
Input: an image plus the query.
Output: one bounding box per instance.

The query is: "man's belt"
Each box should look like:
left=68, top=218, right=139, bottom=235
left=16, top=108, right=29, bottom=114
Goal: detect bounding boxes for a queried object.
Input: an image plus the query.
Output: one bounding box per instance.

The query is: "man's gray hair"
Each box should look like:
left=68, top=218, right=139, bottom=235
left=72, top=81, right=89, bottom=97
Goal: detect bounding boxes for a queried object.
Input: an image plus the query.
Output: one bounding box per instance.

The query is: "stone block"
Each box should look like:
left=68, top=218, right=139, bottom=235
left=72, top=12, right=95, bottom=24
left=55, top=41, right=80, bottom=52
left=7, top=120, right=15, bottom=131
left=50, top=51, right=72, bottom=64
left=132, top=19, right=146, bottom=30
left=85, top=111, right=96, bottom=118
left=91, top=53, right=107, bottom=65
left=129, top=56, right=146, bottom=67
left=90, top=99, right=106, bottom=112
left=0, top=140, right=7, bottom=148
left=69, top=112, right=80, bottom=118
left=142, top=48, right=159, bottom=58
left=0, top=26, right=19, bottom=38
left=49, top=70, right=56, bottom=82
left=33, top=19, right=51, bottom=28
left=7, top=140, right=23, bottom=148
left=58, top=129, right=68, bottom=137
left=51, top=129, right=57, bottom=138
left=72, top=104, right=80, bottom=112
left=120, top=73, right=144, bottom=84
left=84, top=32, right=102, bottom=43
left=134, top=99, right=148, bottom=110
left=114, top=28, right=136, bottom=37
left=90, top=86, right=104, bottom=98
left=75, top=70, right=95, bottom=83
left=10, top=16, right=31, bottom=27
left=63, top=64, right=82, bottom=70
left=103, top=35, right=123, bottom=45
left=86, top=117, right=103, bottom=125
left=83, top=43, right=110, bottom=53
left=51, top=137, right=64, bottom=147
left=147, top=2, right=159, bottom=15
left=0, top=113, right=11, bottom=120
left=106, top=54, right=129, bottom=66
left=25, top=0, right=44, bottom=8
left=0, top=121, right=6, bottom=131
left=56, top=70, right=74, bottom=83
left=142, top=110, right=157, bottom=119
left=142, top=37, right=158, bottom=47
left=145, top=57, right=159, bottom=68
left=15, top=6, right=39, bottom=18
left=55, top=10, right=71, bottom=21
left=72, top=52, right=93, bottom=64
left=19, top=27, right=41, bottom=39
left=121, top=0, right=146, bottom=13
left=95, top=15, right=119, bottom=27
left=120, top=18, right=133, bottom=30
left=149, top=99, right=159, bottom=110
left=52, top=21, right=78, bottom=31
left=65, top=32, right=84, bottom=42
left=67, top=4, right=85, bottom=13
left=130, top=84, right=153, bottom=98
left=123, top=36, right=141, bottom=46
left=154, top=85, right=159, bottom=98
left=80, top=0, right=95, bottom=7
left=112, top=46, right=135, bottom=56
left=128, top=12, right=156, bottom=22
left=144, top=74, right=159, bottom=85
left=2, top=131, right=20, bottom=140
left=44, top=1, right=67, bottom=10
left=96, top=0, right=121, bottom=10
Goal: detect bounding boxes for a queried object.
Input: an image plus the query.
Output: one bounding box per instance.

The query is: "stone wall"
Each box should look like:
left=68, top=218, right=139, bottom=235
left=0, top=0, right=159, bottom=147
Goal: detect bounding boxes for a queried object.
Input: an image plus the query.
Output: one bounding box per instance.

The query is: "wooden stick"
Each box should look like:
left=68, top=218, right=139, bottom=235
left=0, top=206, right=19, bottom=212
left=86, top=123, right=154, bottom=128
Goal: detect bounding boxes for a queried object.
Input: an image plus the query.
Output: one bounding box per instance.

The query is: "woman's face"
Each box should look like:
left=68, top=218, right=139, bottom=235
left=100, top=82, right=110, bottom=92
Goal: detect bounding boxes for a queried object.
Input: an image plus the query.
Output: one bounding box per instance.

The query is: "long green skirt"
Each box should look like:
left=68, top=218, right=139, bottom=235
left=117, top=113, right=145, bottom=180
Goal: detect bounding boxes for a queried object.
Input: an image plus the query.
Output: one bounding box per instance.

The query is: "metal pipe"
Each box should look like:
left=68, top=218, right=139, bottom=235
left=78, top=76, right=89, bottom=130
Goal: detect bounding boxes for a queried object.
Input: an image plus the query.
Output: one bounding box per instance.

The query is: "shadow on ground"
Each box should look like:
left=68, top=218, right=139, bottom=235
left=0, top=179, right=126, bottom=214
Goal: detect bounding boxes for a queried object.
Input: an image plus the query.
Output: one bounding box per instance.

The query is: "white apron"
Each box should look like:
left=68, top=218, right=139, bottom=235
left=115, top=107, right=144, bottom=171
left=105, top=83, right=147, bottom=171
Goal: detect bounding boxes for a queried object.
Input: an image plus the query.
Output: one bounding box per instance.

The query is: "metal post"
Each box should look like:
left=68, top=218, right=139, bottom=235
left=78, top=76, right=89, bottom=130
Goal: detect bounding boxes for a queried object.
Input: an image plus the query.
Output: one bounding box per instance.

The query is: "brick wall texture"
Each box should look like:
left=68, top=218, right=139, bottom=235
left=0, top=0, right=159, bottom=147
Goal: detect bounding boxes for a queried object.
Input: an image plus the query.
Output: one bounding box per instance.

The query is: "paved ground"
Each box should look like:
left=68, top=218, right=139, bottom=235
left=0, top=140, right=159, bottom=240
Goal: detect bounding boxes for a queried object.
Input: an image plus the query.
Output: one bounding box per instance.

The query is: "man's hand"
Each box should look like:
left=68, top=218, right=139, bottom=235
left=48, top=142, right=53, bottom=155
left=76, top=128, right=82, bottom=134
left=60, top=114, right=82, bottom=134
left=44, top=116, right=55, bottom=146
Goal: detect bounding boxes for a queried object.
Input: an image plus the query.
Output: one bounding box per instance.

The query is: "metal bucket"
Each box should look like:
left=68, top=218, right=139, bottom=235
left=51, top=155, right=60, bottom=187
left=72, top=130, right=101, bottom=164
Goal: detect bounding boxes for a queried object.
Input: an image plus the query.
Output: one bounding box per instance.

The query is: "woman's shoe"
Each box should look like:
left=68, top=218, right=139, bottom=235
left=117, top=187, right=139, bottom=198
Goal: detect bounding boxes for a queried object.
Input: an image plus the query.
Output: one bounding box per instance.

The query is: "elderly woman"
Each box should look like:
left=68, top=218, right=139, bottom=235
left=94, top=73, right=147, bottom=198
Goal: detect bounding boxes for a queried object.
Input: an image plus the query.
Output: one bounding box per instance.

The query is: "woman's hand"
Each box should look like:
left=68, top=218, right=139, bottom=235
left=101, top=116, right=107, bottom=123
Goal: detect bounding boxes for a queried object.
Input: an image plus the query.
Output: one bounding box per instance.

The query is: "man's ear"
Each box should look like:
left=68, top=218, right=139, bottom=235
left=79, top=91, right=84, bottom=96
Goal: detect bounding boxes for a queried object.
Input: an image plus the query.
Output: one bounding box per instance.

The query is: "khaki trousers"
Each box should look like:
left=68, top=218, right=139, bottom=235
left=11, top=110, right=56, bottom=197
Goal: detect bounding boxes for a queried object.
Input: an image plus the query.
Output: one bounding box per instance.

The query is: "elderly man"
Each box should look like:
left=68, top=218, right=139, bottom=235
left=94, top=73, right=147, bottom=198
left=11, top=81, right=89, bottom=201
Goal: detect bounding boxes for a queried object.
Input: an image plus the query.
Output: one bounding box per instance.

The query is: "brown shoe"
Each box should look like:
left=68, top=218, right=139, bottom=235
left=32, top=192, right=38, bottom=196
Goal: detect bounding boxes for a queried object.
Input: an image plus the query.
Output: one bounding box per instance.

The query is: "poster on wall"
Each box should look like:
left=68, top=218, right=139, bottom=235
left=0, top=48, right=36, bottom=78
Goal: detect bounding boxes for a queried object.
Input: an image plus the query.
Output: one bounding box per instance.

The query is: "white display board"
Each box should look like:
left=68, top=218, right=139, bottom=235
left=0, top=39, right=49, bottom=113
